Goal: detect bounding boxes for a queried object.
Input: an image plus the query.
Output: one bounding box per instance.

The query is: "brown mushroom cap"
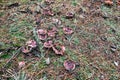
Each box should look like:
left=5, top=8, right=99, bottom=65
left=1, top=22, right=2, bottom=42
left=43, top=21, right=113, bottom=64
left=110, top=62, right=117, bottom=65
left=44, top=40, right=53, bottom=48
left=63, top=27, right=73, bottom=35
left=18, top=61, right=25, bottom=68
left=37, top=29, right=47, bottom=40
left=43, top=8, right=54, bottom=16
left=52, top=43, right=65, bottom=55
left=104, top=0, right=113, bottom=5
left=47, top=27, right=57, bottom=37
left=21, top=46, right=32, bottom=53
left=26, top=40, right=37, bottom=48
left=117, top=1, right=120, bottom=5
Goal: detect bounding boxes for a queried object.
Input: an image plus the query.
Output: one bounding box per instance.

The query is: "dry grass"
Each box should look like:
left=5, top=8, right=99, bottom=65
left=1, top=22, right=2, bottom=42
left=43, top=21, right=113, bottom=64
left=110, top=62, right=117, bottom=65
left=0, top=0, right=120, bottom=80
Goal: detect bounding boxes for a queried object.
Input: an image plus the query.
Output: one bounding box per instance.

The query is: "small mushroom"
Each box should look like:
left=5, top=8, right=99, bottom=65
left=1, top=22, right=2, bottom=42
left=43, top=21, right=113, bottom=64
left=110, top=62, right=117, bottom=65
left=117, top=1, right=120, bottom=5
left=63, top=27, right=73, bottom=35
left=48, top=31, right=56, bottom=37
left=21, top=46, right=32, bottom=53
left=66, top=12, right=74, bottom=19
left=37, top=29, right=47, bottom=40
left=26, top=40, right=37, bottom=48
left=43, top=8, right=54, bottom=16
left=52, top=43, right=65, bottom=55
left=18, top=61, right=25, bottom=68
left=63, top=60, right=76, bottom=71
left=44, top=40, right=53, bottom=48
left=48, top=27, right=57, bottom=37
left=104, top=0, right=113, bottom=5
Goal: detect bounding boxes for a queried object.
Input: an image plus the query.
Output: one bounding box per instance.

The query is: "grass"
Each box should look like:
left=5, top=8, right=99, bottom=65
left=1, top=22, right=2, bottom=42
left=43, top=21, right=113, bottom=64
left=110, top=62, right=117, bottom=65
left=7, top=70, right=28, bottom=80
left=0, top=0, right=120, bottom=80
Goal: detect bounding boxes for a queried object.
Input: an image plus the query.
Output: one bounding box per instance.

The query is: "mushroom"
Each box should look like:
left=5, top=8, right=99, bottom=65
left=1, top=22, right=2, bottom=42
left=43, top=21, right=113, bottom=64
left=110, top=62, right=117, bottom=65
left=18, top=61, right=25, bottom=68
left=63, top=60, right=75, bottom=71
left=43, top=8, right=54, bottom=16
left=44, top=40, right=53, bottom=48
left=21, top=46, right=32, bottom=53
left=63, top=27, right=73, bottom=35
left=52, top=43, right=65, bottom=55
left=117, top=1, right=120, bottom=5
left=26, top=40, right=37, bottom=48
left=47, top=27, right=57, bottom=37
left=37, top=29, right=47, bottom=40
left=104, top=0, right=113, bottom=5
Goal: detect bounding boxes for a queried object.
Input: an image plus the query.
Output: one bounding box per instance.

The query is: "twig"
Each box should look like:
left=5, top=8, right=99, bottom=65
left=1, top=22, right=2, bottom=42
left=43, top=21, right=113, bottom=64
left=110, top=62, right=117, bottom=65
left=3, top=47, right=22, bottom=68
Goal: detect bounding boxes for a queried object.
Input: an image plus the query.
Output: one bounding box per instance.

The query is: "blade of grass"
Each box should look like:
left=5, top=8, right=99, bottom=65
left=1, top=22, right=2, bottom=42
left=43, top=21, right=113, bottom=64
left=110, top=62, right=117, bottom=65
left=3, top=47, right=22, bottom=68
left=33, top=28, right=45, bottom=58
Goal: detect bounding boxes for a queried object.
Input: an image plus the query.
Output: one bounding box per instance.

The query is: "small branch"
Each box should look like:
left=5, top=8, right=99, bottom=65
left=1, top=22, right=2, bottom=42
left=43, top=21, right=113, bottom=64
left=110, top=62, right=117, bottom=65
left=3, top=47, right=22, bottom=68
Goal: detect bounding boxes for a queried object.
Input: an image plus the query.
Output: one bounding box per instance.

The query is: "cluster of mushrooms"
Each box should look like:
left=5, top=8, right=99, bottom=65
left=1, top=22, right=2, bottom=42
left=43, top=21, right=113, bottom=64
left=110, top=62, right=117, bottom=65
left=20, top=0, right=78, bottom=71
left=22, top=26, right=73, bottom=54
left=21, top=25, right=75, bottom=71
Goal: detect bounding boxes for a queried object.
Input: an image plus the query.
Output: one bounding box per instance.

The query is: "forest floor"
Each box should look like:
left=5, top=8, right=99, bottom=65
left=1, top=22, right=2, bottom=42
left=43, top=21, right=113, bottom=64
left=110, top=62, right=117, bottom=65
left=0, top=0, right=120, bottom=80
